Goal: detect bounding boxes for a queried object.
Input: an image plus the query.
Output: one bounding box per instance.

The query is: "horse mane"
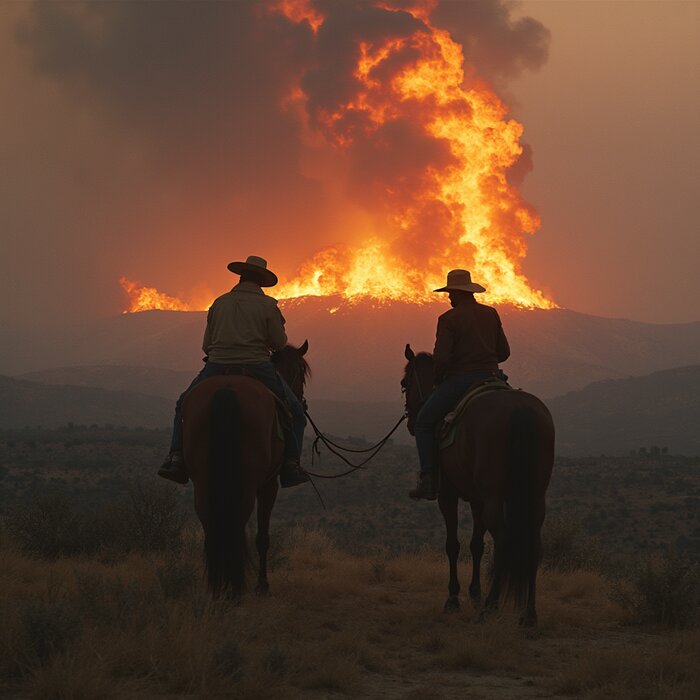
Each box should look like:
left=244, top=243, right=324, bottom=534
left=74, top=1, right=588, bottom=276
left=271, top=344, right=311, bottom=384
left=402, top=351, right=433, bottom=385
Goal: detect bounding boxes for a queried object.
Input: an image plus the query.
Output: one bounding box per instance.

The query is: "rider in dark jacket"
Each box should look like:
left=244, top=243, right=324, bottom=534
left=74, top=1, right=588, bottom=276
left=410, top=269, right=510, bottom=501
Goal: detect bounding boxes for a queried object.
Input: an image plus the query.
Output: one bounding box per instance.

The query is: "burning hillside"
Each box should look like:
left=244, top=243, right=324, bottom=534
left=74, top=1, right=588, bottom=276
left=120, top=0, right=555, bottom=314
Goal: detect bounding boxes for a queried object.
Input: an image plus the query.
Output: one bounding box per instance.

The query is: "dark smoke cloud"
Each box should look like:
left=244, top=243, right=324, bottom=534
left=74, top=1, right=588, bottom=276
left=4, top=0, right=548, bottom=322
left=430, top=0, right=550, bottom=84
left=17, top=1, right=313, bottom=191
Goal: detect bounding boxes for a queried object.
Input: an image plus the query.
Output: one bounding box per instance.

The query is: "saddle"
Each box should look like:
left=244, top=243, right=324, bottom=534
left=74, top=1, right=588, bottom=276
left=438, top=378, right=513, bottom=449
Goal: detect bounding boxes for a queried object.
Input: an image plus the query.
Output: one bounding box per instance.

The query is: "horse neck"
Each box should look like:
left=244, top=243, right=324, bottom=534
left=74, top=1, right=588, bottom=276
left=278, top=361, right=304, bottom=401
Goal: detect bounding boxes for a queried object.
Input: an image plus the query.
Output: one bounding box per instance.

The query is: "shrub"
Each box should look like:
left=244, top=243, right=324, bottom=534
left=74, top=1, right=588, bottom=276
left=21, top=601, right=82, bottom=665
left=540, top=515, right=600, bottom=572
left=3, top=480, right=189, bottom=558
left=613, top=554, right=700, bottom=628
left=120, top=479, right=188, bottom=553
left=4, top=496, right=88, bottom=559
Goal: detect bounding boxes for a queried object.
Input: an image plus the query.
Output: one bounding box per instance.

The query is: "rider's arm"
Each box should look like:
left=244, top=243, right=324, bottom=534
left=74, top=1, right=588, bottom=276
left=495, top=314, right=510, bottom=363
left=433, top=315, right=453, bottom=384
left=266, top=306, right=288, bottom=352
left=201, top=306, right=214, bottom=355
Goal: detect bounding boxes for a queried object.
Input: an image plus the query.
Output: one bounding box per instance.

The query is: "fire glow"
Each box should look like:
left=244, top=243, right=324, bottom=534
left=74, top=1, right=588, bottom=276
left=121, top=0, right=556, bottom=313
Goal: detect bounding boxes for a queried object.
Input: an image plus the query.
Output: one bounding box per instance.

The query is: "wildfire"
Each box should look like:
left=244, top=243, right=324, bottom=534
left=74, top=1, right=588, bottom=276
left=121, top=0, right=557, bottom=313
left=119, top=277, right=193, bottom=313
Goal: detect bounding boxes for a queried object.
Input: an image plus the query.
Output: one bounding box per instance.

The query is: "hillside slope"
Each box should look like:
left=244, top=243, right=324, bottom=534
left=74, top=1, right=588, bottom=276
left=0, top=375, right=171, bottom=429
left=3, top=302, right=700, bottom=401
left=550, top=364, right=700, bottom=455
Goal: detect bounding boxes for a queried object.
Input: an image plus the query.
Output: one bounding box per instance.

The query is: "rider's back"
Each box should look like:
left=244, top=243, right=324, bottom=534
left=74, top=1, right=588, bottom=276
left=203, top=281, right=287, bottom=364
left=434, top=300, right=510, bottom=380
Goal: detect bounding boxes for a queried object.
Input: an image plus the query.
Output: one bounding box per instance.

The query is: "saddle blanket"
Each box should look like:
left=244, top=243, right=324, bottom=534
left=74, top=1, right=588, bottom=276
left=438, top=378, right=512, bottom=449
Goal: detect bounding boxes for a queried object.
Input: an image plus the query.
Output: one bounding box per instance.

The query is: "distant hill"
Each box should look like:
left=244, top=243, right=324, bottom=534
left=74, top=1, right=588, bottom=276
left=550, top=364, right=700, bottom=456
left=0, top=375, right=171, bottom=429
left=18, top=366, right=193, bottom=400
left=3, top=301, right=699, bottom=401
left=2, top=363, right=699, bottom=454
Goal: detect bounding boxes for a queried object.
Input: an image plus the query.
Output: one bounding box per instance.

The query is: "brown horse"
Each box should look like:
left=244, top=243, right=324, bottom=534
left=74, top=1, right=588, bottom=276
left=402, top=345, right=554, bottom=625
left=182, top=341, right=310, bottom=597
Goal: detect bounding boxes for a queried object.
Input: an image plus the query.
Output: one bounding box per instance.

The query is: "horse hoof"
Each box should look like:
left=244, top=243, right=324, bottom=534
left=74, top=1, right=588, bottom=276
left=469, top=594, right=482, bottom=610
left=443, top=596, right=460, bottom=612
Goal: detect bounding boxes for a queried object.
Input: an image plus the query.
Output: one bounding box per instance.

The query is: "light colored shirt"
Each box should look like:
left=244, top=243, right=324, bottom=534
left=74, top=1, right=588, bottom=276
left=202, top=281, right=288, bottom=364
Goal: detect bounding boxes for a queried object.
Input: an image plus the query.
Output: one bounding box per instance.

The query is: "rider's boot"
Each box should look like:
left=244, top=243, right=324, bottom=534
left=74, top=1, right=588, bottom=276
left=277, top=409, right=309, bottom=488
left=409, top=470, right=437, bottom=501
left=279, top=457, right=310, bottom=488
left=157, top=450, right=189, bottom=485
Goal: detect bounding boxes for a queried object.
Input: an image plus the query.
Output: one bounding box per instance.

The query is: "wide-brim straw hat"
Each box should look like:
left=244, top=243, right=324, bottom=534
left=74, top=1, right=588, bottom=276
left=434, top=269, right=486, bottom=293
left=227, top=255, right=278, bottom=287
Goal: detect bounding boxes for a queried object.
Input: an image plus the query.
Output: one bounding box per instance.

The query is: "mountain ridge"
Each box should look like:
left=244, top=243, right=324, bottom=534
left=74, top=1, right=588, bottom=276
left=5, top=299, right=699, bottom=401
left=3, top=364, right=699, bottom=455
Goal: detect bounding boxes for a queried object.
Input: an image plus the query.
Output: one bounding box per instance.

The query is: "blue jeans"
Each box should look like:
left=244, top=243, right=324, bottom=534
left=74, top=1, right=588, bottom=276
left=415, top=370, right=496, bottom=476
left=170, top=361, right=306, bottom=460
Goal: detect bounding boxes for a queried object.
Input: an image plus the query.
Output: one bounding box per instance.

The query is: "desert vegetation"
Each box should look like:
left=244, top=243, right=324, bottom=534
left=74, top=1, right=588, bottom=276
left=1, top=509, right=699, bottom=699
left=1, top=426, right=699, bottom=698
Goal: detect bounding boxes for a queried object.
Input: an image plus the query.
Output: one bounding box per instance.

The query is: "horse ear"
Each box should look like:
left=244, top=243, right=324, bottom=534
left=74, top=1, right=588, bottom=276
left=299, top=339, right=309, bottom=356
left=404, top=344, right=415, bottom=361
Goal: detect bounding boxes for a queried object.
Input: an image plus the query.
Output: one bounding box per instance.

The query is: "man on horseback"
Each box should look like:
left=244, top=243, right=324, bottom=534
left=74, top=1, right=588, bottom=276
left=410, top=269, right=510, bottom=501
left=158, top=255, right=309, bottom=488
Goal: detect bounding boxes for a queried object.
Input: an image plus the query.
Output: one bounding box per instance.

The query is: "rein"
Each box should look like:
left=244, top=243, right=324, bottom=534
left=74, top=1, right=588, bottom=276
left=303, top=409, right=407, bottom=478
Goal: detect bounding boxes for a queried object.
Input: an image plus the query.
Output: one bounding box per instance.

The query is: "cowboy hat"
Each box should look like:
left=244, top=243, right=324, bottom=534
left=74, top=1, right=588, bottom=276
left=434, top=269, right=486, bottom=293
left=227, top=255, right=278, bottom=287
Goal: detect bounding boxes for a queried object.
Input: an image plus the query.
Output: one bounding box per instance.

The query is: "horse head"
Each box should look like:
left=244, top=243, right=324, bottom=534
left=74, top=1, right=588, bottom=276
left=401, top=343, right=434, bottom=436
left=272, top=340, right=310, bottom=402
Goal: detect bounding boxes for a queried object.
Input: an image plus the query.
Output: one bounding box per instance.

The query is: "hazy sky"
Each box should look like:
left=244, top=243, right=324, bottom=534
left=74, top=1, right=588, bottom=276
left=1, top=0, right=698, bottom=326
left=510, top=0, right=700, bottom=323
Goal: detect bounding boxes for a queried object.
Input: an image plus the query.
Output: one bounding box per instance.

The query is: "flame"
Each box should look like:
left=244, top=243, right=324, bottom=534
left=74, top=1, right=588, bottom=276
left=120, top=1, right=557, bottom=313
left=273, top=1, right=556, bottom=309
left=120, top=277, right=193, bottom=313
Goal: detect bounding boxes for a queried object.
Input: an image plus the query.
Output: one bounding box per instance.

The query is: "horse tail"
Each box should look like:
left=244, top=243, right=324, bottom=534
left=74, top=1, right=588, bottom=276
left=205, top=386, right=249, bottom=597
left=496, top=407, right=540, bottom=608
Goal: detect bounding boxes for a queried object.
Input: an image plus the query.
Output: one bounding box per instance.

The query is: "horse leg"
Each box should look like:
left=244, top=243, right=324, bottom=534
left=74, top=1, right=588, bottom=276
left=438, top=487, right=460, bottom=612
left=468, top=500, right=485, bottom=606
left=255, top=479, right=278, bottom=596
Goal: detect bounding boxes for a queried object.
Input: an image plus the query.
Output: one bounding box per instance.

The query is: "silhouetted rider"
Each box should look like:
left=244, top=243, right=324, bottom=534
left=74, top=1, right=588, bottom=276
left=158, top=255, right=309, bottom=488
left=410, top=269, right=510, bottom=500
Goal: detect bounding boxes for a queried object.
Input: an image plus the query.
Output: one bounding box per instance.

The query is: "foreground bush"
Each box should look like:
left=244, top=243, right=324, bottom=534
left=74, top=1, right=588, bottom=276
left=613, top=553, right=700, bottom=628
left=540, top=515, right=601, bottom=572
left=2, top=479, right=188, bottom=558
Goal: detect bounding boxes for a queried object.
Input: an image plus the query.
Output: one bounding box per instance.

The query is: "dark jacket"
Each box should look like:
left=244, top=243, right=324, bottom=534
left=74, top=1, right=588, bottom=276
left=432, top=298, right=510, bottom=384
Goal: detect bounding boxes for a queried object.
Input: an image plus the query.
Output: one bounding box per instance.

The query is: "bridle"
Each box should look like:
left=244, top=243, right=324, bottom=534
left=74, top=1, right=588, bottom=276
left=402, top=359, right=430, bottom=419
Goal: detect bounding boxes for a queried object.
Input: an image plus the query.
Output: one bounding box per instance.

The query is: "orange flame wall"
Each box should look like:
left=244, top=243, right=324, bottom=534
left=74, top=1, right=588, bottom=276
left=122, top=0, right=556, bottom=312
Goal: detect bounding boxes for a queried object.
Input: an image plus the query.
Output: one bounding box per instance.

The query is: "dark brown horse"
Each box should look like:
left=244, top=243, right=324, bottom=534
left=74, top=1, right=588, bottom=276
left=182, top=341, right=309, bottom=597
left=402, top=345, right=554, bottom=625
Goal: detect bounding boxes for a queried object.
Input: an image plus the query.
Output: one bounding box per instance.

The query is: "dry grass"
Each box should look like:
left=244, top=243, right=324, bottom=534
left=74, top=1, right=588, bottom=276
left=0, top=526, right=698, bottom=699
